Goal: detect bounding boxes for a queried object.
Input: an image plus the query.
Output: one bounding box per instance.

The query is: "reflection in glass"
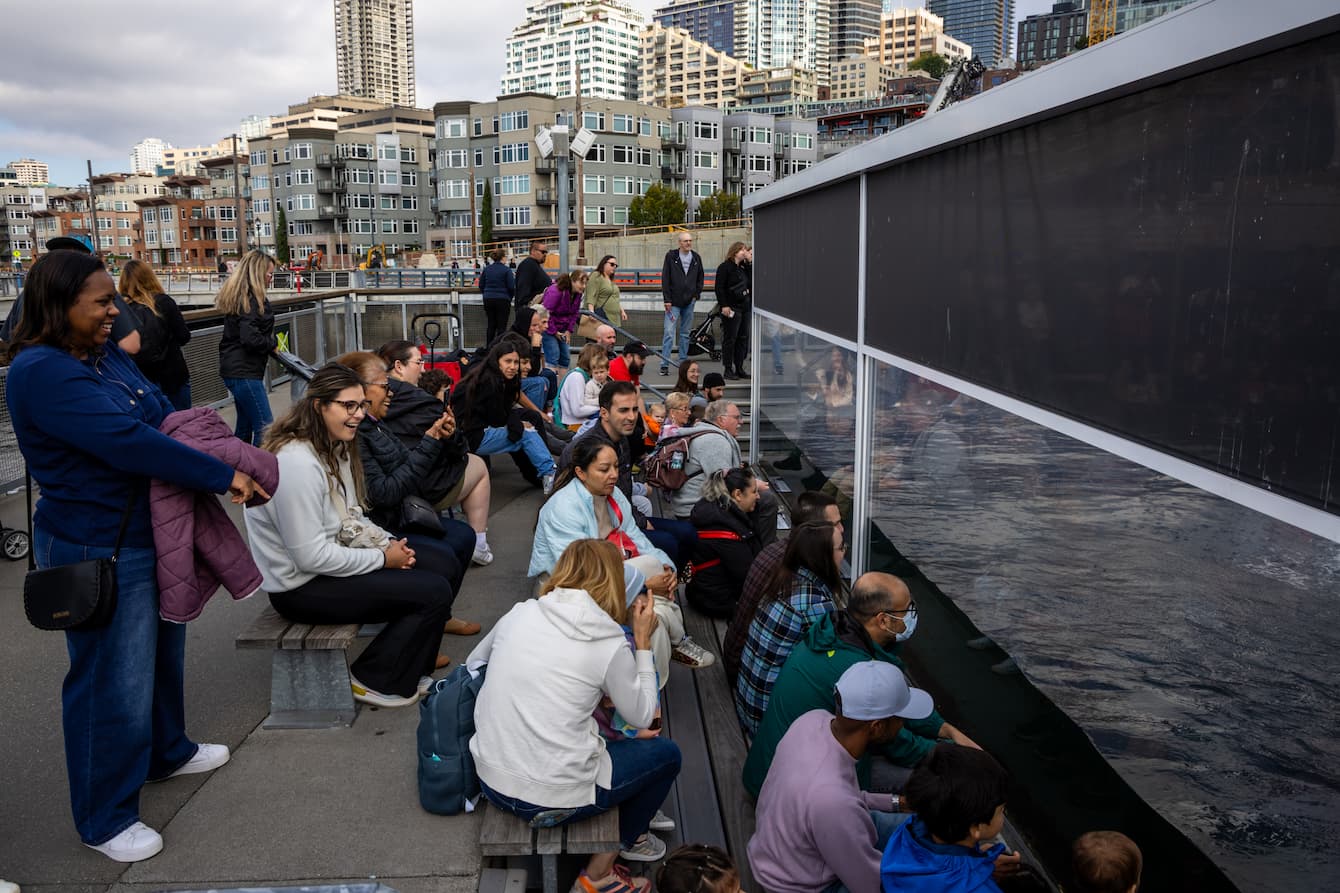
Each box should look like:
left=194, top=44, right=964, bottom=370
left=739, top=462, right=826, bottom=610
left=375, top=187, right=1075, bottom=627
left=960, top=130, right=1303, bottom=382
left=866, top=359, right=1340, bottom=893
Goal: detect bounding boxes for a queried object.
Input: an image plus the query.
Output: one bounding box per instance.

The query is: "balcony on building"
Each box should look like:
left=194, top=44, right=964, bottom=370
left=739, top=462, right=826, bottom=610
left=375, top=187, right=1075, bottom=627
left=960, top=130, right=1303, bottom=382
left=536, top=188, right=556, bottom=205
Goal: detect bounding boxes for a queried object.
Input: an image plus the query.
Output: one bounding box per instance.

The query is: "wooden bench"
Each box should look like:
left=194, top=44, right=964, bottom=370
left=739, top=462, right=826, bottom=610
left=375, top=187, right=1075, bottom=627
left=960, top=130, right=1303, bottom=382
left=479, top=802, right=622, bottom=893
left=235, top=604, right=360, bottom=729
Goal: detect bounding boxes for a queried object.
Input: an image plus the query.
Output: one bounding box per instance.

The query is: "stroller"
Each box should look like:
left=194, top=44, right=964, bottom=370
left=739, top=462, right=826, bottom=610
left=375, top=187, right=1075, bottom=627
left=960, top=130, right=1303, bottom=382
left=686, top=306, right=722, bottom=361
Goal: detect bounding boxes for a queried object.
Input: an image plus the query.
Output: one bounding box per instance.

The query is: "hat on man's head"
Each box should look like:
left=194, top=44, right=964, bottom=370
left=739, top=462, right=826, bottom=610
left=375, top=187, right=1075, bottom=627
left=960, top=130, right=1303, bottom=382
left=45, top=237, right=92, bottom=254
left=622, top=340, right=651, bottom=358
left=702, top=371, right=726, bottom=389
left=834, top=661, right=934, bottom=721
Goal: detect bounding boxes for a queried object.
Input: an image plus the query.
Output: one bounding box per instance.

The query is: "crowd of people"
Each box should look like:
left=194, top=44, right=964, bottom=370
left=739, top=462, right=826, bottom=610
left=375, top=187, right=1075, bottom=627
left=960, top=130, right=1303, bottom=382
left=5, top=239, right=1144, bottom=893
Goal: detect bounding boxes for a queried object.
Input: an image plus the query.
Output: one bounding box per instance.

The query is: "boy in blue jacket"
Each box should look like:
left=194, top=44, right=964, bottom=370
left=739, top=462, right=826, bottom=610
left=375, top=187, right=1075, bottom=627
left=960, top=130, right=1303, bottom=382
left=881, top=744, right=1021, bottom=892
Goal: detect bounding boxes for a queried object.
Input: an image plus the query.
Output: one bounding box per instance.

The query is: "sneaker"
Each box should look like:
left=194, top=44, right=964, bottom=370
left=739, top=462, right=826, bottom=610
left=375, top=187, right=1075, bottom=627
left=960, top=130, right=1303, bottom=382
left=774, top=365, right=784, bottom=375
left=542, top=472, right=556, bottom=495
left=350, top=675, right=420, bottom=708
left=85, top=821, right=163, bottom=863
left=659, top=366, right=670, bottom=376
left=471, top=542, right=495, bottom=566
left=649, top=809, right=676, bottom=831
left=418, top=675, right=436, bottom=696
left=672, top=636, right=716, bottom=669
left=736, top=368, right=751, bottom=379
left=160, top=743, right=230, bottom=780
left=619, top=832, right=667, bottom=862
left=572, top=866, right=650, bottom=893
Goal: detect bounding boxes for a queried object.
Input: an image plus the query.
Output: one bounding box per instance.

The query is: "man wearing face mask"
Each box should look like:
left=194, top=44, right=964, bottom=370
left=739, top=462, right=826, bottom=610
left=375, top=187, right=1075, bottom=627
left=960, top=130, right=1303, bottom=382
left=742, top=572, right=980, bottom=799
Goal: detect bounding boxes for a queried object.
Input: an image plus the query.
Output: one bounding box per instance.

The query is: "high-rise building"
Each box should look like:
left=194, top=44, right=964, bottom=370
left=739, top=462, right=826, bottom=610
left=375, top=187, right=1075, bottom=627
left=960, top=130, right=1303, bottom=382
left=927, top=0, right=1013, bottom=67
left=653, top=0, right=741, bottom=56
left=865, top=7, right=972, bottom=72
left=1114, top=0, right=1198, bottom=33
left=1017, top=2, right=1087, bottom=67
left=334, top=0, right=416, bottom=107
left=739, top=0, right=833, bottom=87
left=6, top=159, right=49, bottom=186
left=131, top=138, right=170, bottom=176
left=501, top=1, right=647, bottom=101
left=641, top=23, right=753, bottom=109
left=0, top=179, right=47, bottom=265
left=830, top=54, right=896, bottom=101
left=240, top=115, right=272, bottom=141
left=831, top=0, right=883, bottom=61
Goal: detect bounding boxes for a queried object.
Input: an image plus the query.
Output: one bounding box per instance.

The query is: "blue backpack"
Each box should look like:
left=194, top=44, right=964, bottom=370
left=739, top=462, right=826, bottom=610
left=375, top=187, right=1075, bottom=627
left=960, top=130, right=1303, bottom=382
left=417, top=662, right=487, bottom=815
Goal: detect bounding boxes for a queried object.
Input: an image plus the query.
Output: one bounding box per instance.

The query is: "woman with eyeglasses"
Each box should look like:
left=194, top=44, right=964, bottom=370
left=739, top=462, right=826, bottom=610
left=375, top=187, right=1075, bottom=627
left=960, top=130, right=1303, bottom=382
left=734, top=521, right=845, bottom=737
left=587, top=255, right=626, bottom=323
left=244, top=363, right=457, bottom=709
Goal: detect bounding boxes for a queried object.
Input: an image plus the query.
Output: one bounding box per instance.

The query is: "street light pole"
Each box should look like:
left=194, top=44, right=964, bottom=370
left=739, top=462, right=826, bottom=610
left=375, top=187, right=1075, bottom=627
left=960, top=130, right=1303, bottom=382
left=232, top=133, right=248, bottom=254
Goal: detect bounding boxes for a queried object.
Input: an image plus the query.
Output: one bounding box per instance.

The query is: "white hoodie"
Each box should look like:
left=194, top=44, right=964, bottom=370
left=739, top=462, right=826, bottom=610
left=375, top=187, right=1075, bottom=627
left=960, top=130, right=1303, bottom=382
left=468, top=587, right=658, bottom=807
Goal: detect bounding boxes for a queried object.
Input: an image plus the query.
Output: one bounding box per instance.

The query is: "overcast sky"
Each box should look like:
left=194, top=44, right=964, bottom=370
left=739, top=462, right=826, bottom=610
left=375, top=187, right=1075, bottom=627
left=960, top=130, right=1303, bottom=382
left=0, top=0, right=1052, bottom=186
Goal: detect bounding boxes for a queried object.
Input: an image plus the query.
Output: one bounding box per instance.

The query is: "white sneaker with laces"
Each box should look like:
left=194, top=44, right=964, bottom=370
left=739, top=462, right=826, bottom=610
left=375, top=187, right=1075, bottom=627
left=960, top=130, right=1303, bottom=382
left=619, top=832, right=667, bottom=862
left=471, top=542, right=495, bottom=566
left=85, top=821, right=163, bottom=863
left=165, top=743, right=230, bottom=779
left=672, top=635, right=716, bottom=669
left=649, top=809, right=675, bottom=831
left=351, top=675, right=420, bottom=708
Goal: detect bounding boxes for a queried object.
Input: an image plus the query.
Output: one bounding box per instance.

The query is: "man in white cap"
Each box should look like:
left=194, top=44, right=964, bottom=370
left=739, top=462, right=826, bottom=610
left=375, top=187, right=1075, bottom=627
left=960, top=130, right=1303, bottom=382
left=748, top=661, right=935, bottom=893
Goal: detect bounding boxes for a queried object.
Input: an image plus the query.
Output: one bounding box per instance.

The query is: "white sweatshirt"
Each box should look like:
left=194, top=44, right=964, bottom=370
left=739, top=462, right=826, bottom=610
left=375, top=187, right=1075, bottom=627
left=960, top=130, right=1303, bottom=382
left=558, top=369, right=599, bottom=424
left=243, top=441, right=388, bottom=592
left=468, top=588, right=658, bottom=807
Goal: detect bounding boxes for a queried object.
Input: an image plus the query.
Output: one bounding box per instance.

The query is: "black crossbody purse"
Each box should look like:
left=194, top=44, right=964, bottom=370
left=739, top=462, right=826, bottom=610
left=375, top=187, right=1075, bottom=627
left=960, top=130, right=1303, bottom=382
left=22, top=472, right=135, bottom=631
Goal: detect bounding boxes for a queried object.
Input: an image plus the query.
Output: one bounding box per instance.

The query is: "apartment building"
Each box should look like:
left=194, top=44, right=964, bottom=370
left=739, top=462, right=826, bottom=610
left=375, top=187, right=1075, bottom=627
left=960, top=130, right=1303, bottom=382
left=501, top=0, right=647, bottom=101
left=247, top=102, right=435, bottom=266
left=1017, top=2, right=1087, bottom=67
left=31, top=192, right=93, bottom=253
left=738, top=65, right=821, bottom=108
left=335, top=0, right=416, bottom=107
left=90, top=173, right=165, bottom=259
left=926, top=0, right=1012, bottom=67
left=640, top=22, right=752, bottom=110
left=865, top=7, right=972, bottom=71
left=1, top=178, right=46, bottom=266
left=830, top=54, right=897, bottom=100
left=738, top=0, right=834, bottom=88
left=199, top=156, right=252, bottom=259
left=6, top=159, right=49, bottom=186
left=162, top=138, right=241, bottom=177
left=131, top=138, right=170, bottom=176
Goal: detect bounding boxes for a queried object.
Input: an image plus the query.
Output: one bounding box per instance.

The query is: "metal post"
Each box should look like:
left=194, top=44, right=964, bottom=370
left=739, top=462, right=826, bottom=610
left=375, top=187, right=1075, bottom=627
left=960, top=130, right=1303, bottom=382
left=575, top=67, right=586, bottom=268
left=344, top=290, right=358, bottom=355
left=232, top=134, right=248, bottom=253
left=86, top=160, right=102, bottom=260
left=556, top=154, right=569, bottom=276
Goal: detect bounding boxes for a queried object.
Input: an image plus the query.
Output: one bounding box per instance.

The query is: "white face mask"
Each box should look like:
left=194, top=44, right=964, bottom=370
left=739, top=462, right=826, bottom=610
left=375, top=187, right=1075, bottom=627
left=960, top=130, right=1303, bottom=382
left=894, top=610, right=918, bottom=643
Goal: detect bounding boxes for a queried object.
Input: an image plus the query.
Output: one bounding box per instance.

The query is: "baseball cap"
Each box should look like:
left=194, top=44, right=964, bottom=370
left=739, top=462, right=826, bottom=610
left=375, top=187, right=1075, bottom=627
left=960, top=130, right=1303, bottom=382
left=623, top=564, right=647, bottom=607
left=622, top=340, right=651, bottom=357
left=834, top=661, right=934, bottom=721
left=702, top=371, right=726, bottom=389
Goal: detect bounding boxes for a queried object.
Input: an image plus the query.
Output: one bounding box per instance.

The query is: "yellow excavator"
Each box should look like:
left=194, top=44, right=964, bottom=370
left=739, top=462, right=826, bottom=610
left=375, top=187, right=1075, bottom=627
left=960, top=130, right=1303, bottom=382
left=358, top=244, right=387, bottom=270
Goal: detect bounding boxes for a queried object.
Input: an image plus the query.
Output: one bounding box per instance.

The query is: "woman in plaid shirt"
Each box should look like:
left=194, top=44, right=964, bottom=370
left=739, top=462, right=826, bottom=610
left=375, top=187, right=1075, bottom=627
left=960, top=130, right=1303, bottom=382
left=734, top=522, right=846, bottom=737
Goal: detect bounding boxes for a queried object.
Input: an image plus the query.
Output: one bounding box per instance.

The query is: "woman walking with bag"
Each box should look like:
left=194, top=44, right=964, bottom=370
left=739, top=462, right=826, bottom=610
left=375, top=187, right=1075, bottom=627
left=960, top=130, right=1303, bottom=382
left=7, top=250, right=267, bottom=863
left=215, top=249, right=278, bottom=445
left=118, top=260, right=192, bottom=410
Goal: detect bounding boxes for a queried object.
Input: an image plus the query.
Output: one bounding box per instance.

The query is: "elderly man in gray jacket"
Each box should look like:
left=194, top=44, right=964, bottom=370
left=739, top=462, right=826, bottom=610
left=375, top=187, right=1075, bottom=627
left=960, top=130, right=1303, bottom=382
left=671, top=400, right=778, bottom=545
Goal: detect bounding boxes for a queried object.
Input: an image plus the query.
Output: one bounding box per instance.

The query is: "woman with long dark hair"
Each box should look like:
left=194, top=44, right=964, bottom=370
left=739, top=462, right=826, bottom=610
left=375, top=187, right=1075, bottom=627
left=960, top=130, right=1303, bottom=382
left=734, top=520, right=844, bottom=736
left=714, top=242, right=751, bottom=379
left=449, top=337, right=557, bottom=492
left=685, top=468, right=762, bottom=618
left=244, top=363, right=458, bottom=708
left=215, top=249, right=278, bottom=445
left=587, top=255, right=625, bottom=323
left=7, top=250, right=266, bottom=863
left=118, top=259, right=192, bottom=410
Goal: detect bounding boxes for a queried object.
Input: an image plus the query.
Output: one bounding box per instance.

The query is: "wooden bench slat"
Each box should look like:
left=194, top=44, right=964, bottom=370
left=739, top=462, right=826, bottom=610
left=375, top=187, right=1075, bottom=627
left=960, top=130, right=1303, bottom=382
left=479, top=803, right=535, bottom=855
left=536, top=824, right=564, bottom=855
left=235, top=606, right=293, bottom=649
left=664, top=661, right=729, bottom=852
left=564, top=808, right=622, bottom=854
left=303, top=623, right=360, bottom=649
left=281, top=623, right=313, bottom=650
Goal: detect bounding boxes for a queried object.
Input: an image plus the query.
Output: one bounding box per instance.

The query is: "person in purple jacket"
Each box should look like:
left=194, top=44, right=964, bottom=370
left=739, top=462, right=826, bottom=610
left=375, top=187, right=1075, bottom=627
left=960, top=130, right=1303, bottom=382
left=6, top=250, right=268, bottom=864
left=541, top=269, right=588, bottom=371
left=748, top=661, right=934, bottom=893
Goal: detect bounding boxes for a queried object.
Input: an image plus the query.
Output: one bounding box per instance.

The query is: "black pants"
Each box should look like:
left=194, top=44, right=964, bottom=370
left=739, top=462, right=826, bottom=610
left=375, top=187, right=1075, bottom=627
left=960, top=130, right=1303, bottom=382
left=270, top=556, right=456, bottom=697
left=483, top=298, right=511, bottom=347
left=721, top=304, right=751, bottom=373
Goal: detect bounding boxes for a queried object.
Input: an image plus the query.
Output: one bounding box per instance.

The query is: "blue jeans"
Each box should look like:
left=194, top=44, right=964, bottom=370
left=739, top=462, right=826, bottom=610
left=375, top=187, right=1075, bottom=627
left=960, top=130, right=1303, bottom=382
left=542, top=333, right=571, bottom=369
left=521, top=376, right=549, bottom=413
left=223, top=376, right=273, bottom=447
left=36, top=529, right=198, bottom=846
left=660, top=304, right=696, bottom=368
left=644, top=516, right=698, bottom=570
left=821, top=811, right=910, bottom=893
left=476, top=426, right=555, bottom=476
left=480, top=736, right=682, bottom=848
left=163, top=381, right=192, bottom=412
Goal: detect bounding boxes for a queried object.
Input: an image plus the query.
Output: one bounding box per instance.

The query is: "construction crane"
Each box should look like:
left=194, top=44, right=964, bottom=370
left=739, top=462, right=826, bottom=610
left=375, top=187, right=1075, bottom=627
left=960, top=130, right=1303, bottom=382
left=1088, top=0, right=1117, bottom=45
left=923, top=58, right=986, bottom=118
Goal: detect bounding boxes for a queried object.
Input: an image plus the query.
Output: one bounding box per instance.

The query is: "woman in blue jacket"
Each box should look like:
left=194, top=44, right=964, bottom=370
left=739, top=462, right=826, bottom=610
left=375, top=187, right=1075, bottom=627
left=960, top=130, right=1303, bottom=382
left=479, top=247, right=516, bottom=347
left=6, top=250, right=266, bottom=864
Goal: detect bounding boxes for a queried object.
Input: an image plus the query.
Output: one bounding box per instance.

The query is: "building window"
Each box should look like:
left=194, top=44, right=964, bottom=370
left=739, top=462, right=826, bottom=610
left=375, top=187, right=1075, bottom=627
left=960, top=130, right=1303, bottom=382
left=293, top=143, right=312, bottom=159
left=294, top=168, right=315, bottom=185
left=612, top=114, right=635, bottom=134
left=612, top=145, right=635, bottom=164
left=747, top=155, right=772, bottom=172
left=378, top=144, right=400, bottom=162
left=584, top=206, right=607, bottom=225
left=496, top=143, right=531, bottom=164
left=637, top=147, right=654, bottom=166
left=499, top=110, right=530, bottom=132
left=584, top=175, right=606, bottom=194
left=381, top=196, right=397, bottom=211
left=403, top=170, right=417, bottom=186
left=694, top=120, right=719, bottom=140
left=255, top=198, right=271, bottom=213
left=496, top=206, right=532, bottom=226
left=348, top=168, right=374, bottom=184
left=749, top=126, right=772, bottom=144
left=495, top=174, right=531, bottom=196
left=693, top=180, right=715, bottom=197
left=381, top=219, right=398, bottom=233
left=640, top=117, right=653, bottom=136
left=439, top=118, right=467, bottom=138
left=401, top=194, right=418, bottom=210
left=404, top=219, right=420, bottom=234
left=293, top=193, right=316, bottom=211
left=612, top=206, right=628, bottom=224
left=249, top=150, right=267, bottom=166
left=400, top=146, right=417, bottom=163
left=442, top=179, right=469, bottom=199
left=583, top=111, right=606, bottom=131
left=348, top=193, right=375, bottom=209
left=693, top=151, right=719, bottom=169
left=612, top=176, right=634, bottom=195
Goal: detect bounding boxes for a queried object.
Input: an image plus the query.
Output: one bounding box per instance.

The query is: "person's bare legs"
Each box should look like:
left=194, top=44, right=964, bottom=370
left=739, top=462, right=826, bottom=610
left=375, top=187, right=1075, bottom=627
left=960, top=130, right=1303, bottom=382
left=459, top=454, right=491, bottom=533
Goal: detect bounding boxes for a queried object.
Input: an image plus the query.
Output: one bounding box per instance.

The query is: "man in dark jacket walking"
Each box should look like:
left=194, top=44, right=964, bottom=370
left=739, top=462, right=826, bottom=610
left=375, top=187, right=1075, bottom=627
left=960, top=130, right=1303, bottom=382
left=513, top=240, right=552, bottom=310
left=660, top=231, right=704, bottom=375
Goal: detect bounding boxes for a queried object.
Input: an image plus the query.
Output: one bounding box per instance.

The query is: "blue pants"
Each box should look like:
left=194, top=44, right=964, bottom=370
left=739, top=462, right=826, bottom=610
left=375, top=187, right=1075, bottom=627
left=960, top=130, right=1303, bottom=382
left=661, top=305, right=696, bottom=368
left=644, top=516, right=698, bottom=570
left=223, top=376, right=273, bottom=447
left=480, top=736, right=682, bottom=848
left=476, top=426, right=555, bottom=476
left=37, top=530, right=198, bottom=846
left=542, top=333, right=571, bottom=368
left=163, top=381, right=192, bottom=412
left=521, top=377, right=549, bottom=413
left=822, top=811, right=910, bottom=893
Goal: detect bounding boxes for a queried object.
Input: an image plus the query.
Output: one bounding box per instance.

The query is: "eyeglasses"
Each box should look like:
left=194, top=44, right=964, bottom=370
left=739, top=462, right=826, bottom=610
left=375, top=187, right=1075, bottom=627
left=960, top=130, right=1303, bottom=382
left=364, top=379, right=390, bottom=389
left=881, top=601, right=917, bottom=618
left=331, top=399, right=372, bottom=415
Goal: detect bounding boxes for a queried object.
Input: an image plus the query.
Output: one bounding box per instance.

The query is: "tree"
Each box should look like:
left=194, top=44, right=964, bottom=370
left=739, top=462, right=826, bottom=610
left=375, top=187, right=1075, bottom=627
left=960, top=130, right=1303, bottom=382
left=695, top=189, right=741, bottom=223
left=480, top=178, right=494, bottom=246
left=628, top=182, right=687, bottom=227
left=909, top=52, right=950, bottom=80
left=275, top=209, right=290, bottom=265
left=1073, top=35, right=1090, bottom=50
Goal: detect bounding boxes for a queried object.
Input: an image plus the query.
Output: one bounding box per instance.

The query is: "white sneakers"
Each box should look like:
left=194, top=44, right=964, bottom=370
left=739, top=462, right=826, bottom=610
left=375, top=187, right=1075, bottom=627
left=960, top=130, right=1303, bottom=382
left=471, top=542, right=495, bottom=566
left=85, top=821, right=163, bottom=863
left=165, top=743, right=231, bottom=779
left=672, top=636, right=716, bottom=669
left=351, top=674, right=420, bottom=708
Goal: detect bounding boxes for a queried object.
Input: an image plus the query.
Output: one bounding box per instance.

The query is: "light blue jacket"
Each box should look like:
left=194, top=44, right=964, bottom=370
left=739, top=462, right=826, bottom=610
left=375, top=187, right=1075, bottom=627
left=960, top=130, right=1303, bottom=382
left=530, top=479, right=673, bottom=577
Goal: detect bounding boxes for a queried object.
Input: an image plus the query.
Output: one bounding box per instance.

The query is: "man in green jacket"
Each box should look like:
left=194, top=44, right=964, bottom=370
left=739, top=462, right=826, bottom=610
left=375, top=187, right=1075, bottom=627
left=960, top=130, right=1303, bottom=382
left=743, top=572, right=980, bottom=797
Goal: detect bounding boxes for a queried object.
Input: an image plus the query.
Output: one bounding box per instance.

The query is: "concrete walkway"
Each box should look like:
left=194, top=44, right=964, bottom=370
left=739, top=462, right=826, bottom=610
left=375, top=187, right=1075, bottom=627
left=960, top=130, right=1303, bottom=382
left=0, top=394, right=541, bottom=893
